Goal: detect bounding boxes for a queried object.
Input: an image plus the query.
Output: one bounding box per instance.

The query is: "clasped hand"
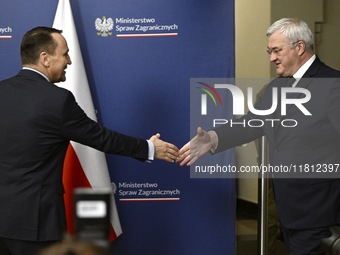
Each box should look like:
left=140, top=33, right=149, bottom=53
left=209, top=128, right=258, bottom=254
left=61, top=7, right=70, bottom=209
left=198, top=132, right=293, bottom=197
left=150, top=127, right=216, bottom=165
left=176, top=127, right=216, bottom=166
left=149, top=133, right=179, bottom=163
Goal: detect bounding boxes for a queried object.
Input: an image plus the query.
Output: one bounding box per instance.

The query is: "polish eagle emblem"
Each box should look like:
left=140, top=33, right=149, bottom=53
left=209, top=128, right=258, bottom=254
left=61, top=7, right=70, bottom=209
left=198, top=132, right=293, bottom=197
left=95, top=16, right=114, bottom=37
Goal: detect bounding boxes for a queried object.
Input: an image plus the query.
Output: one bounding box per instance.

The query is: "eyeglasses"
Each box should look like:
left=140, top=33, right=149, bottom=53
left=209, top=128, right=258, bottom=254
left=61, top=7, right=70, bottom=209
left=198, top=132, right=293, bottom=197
left=266, top=41, right=300, bottom=56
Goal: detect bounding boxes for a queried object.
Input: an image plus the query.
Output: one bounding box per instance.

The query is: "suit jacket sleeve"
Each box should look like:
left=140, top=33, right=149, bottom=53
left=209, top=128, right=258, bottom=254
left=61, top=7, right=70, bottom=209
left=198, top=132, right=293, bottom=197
left=60, top=91, right=148, bottom=160
left=212, top=85, right=276, bottom=153
left=328, top=78, right=340, bottom=135
left=213, top=113, right=265, bottom=153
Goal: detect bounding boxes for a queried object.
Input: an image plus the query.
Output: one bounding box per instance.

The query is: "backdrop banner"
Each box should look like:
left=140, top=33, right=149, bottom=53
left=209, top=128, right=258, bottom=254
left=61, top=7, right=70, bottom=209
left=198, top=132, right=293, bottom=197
left=0, top=0, right=236, bottom=254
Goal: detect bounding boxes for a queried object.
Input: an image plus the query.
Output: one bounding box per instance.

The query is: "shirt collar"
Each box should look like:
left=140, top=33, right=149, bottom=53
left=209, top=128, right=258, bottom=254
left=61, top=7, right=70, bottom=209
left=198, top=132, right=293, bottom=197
left=22, top=67, right=50, bottom=82
left=292, top=54, right=316, bottom=79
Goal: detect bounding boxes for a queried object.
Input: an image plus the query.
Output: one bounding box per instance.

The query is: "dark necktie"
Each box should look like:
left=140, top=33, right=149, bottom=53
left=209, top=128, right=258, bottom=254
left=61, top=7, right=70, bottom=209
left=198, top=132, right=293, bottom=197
left=274, top=77, right=296, bottom=130
left=286, top=77, right=296, bottom=87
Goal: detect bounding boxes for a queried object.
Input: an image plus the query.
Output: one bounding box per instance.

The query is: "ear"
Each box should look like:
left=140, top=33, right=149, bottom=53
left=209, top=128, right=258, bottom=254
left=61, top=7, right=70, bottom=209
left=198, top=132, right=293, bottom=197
left=296, top=41, right=306, bottom=56
left=40, top=52, right=50, bottom=67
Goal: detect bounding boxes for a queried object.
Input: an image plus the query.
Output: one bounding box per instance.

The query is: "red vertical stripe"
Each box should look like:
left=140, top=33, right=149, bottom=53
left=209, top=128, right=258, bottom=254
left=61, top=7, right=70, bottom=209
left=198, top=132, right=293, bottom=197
left=62, top=144, right=91, bottom=235
left=62, top=144, right=117, bottom=240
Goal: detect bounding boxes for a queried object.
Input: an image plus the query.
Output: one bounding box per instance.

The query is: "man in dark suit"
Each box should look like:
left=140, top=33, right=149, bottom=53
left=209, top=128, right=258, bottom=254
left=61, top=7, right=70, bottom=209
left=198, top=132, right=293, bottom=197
left=177, top=18, right=340, bottom=254
left=0, top=26, right=179, bottom=255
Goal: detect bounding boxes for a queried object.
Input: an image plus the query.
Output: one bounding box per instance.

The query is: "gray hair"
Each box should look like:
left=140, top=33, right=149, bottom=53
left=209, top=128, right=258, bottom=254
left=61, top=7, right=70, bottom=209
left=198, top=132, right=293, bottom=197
left=266, top=18, right=314, bottom=51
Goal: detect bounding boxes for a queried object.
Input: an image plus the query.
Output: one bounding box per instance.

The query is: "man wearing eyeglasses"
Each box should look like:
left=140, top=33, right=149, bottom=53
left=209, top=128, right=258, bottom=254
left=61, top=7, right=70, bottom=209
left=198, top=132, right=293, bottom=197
left=177, top=18, right=340, bottom=254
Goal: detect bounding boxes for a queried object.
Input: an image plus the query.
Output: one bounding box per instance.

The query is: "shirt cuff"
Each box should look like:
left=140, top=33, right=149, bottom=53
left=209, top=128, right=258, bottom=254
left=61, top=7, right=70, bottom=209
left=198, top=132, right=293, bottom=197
left=147, top=140, right=154, bottom=161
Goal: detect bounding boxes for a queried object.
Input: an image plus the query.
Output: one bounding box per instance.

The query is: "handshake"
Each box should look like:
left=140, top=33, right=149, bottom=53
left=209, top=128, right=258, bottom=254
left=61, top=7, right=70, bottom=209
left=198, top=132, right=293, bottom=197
left=150, top=127, right=218, bottom=166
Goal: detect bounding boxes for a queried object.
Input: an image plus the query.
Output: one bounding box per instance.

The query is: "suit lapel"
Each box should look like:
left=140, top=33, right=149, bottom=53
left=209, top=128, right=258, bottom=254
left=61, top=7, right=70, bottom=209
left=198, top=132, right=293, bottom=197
left=274, top=57, right=322, bottom=133
left=282, top=57, right=321, bottom=114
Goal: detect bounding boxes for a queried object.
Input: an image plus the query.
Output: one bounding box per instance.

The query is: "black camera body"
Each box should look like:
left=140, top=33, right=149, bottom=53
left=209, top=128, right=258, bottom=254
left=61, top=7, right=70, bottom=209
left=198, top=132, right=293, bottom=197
left=322, top=226, right=340, bottom=255
left=73, top=188, right=111, bottom=248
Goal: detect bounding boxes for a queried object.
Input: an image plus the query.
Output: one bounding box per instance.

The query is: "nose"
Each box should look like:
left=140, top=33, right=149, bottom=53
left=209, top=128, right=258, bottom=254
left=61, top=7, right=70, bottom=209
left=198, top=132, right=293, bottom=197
left=269, top=52, right=277, bottom=62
